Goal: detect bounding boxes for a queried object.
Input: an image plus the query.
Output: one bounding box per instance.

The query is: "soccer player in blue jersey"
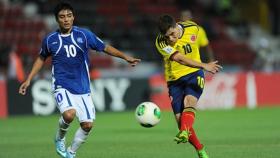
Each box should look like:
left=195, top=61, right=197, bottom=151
left=18, top=2, right=140, bottom=158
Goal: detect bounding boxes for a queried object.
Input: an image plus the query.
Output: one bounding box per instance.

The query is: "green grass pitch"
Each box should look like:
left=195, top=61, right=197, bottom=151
left=0, top=107, right=280, bottom=158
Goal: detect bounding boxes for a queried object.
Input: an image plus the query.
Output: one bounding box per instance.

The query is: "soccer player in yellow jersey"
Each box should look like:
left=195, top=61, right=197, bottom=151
left=155, top=15, right=222, bottom=158
left=181, top=10, right=214, bottom=62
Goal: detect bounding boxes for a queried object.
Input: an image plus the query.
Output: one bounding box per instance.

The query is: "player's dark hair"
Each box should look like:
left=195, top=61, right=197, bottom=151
left=53, top=1, right=75, bottom=20
left=158, top=15, right=176, bottom=35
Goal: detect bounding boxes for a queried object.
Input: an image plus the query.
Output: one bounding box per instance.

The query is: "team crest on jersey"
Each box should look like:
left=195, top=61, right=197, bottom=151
left=190, top=35, right=196, bottom=42
left=77, top=37, right=83, bottom=43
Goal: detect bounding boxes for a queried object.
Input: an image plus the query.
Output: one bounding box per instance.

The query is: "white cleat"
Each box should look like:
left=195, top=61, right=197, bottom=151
left=66, top=147, right=76, bottom=158
left=55, top=138, right=66, bottom=158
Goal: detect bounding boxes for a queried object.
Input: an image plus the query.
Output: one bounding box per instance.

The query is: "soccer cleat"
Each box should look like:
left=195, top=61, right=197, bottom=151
left=174, top=130, right=189, bottom=144
left=174, top=132, right=181, bottom=143
left=66, top=147, right=76, bottom=158
left=55, top=138, right=66, bottom=158
left=197, top=147, right=209, bottom=158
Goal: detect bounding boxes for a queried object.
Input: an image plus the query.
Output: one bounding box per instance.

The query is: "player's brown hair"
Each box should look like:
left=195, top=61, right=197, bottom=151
left=158, top=15, right=176, bottom=35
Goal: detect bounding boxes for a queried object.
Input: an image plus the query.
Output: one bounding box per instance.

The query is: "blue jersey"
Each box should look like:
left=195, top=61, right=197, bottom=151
left=39, top=26, right=105, bottom=94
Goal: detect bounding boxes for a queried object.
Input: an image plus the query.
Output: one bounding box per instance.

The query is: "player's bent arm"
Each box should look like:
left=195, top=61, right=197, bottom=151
left=19, top=56, right=45, bottom=95
left=25, top=56, right=45, bottom=81
left=171, top=52, right=206, bottom=69
left=171, top=51, right=222, bottom=74
left=103, top=45, right=141, bottom=66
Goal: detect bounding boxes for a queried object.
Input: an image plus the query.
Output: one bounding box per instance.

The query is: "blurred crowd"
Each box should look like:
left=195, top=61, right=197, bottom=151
left=0, top=0, right=280, bottom=81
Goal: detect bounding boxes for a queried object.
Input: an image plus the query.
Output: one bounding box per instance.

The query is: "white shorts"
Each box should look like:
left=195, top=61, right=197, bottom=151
left=54, top=88, right=96, bottom=122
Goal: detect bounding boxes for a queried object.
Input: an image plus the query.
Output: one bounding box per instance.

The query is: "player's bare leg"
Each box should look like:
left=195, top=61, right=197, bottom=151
left=55, top=109, right=76, bottom=158
left=66, top=122, right=93, bottom=158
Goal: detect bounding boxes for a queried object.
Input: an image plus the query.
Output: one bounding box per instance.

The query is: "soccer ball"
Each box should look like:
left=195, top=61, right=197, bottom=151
left=135, top=102, right=161, bottom=128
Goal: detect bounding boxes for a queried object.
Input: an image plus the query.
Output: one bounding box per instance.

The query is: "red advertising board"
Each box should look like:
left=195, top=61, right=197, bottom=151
left=149, top=72, right=280, bottom=110
left=255, top=72, right=280, bottom=105
left=0, top=79, right=7, bottom=118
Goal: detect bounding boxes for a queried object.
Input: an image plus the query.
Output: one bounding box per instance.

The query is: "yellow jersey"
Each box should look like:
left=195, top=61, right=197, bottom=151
left=155, top=21, right=201, bottom=82
left=197, top=26, right=209, bottom=47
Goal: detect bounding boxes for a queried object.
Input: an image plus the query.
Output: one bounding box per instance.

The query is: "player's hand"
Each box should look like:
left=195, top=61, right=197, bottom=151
left=19, top=80, right=31, bottom=95
left=125, top=56, right=141, bottom=67
left=203, top=61, right=222, bottom=74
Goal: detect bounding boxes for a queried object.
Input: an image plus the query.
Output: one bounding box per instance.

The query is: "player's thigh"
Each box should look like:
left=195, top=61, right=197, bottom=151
left=75, top=93, right=96, bottom=123
left=168, top=83, right=184, bottom=114
left=54, top=88, right=76, bottom=114
left=184, top=70, right=205, bottom=103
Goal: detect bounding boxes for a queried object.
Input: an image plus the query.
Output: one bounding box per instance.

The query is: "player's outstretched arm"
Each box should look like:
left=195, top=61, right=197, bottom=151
left=103, top=45, right=141, bottom=67
left=19, top=56, right=45, bottom=95
left=203, top=61, right=223, bottom=74
left=171, top=52, right=222, bottom=74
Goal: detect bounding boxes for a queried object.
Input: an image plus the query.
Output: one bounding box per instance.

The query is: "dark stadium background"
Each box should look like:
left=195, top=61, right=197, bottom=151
left=1, top=0, right=280, bottom=116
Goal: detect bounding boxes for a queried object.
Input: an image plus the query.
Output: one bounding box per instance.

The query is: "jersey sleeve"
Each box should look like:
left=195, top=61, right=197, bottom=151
left=39, top=37, right=51, bottom=60
left=84, top=29, right=105, bottom=51
left=197, top=26, right=209, bottom=47
left=155, top=35, right=177, bottom=59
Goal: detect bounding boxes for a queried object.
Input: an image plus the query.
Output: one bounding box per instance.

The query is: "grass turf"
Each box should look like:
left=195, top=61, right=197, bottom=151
left=0, top=107, right=279, bottom=158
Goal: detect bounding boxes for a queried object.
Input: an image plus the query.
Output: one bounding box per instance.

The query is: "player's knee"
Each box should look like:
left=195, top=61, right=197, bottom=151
left=184, top=95, right=198, bottom=108
left=81, top=122, right=93, bottom=132
left=62, top=109, right=76, bottom=123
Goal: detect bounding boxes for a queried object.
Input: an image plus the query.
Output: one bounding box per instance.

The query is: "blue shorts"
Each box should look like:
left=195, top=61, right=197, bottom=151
left=167, top=70, right=204, bottom=114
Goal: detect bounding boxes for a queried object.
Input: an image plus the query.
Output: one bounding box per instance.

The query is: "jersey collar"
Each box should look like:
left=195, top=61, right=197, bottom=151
left=177, top=23, right=184, bottom=39
left=57, top=26, right=74, bottom=37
